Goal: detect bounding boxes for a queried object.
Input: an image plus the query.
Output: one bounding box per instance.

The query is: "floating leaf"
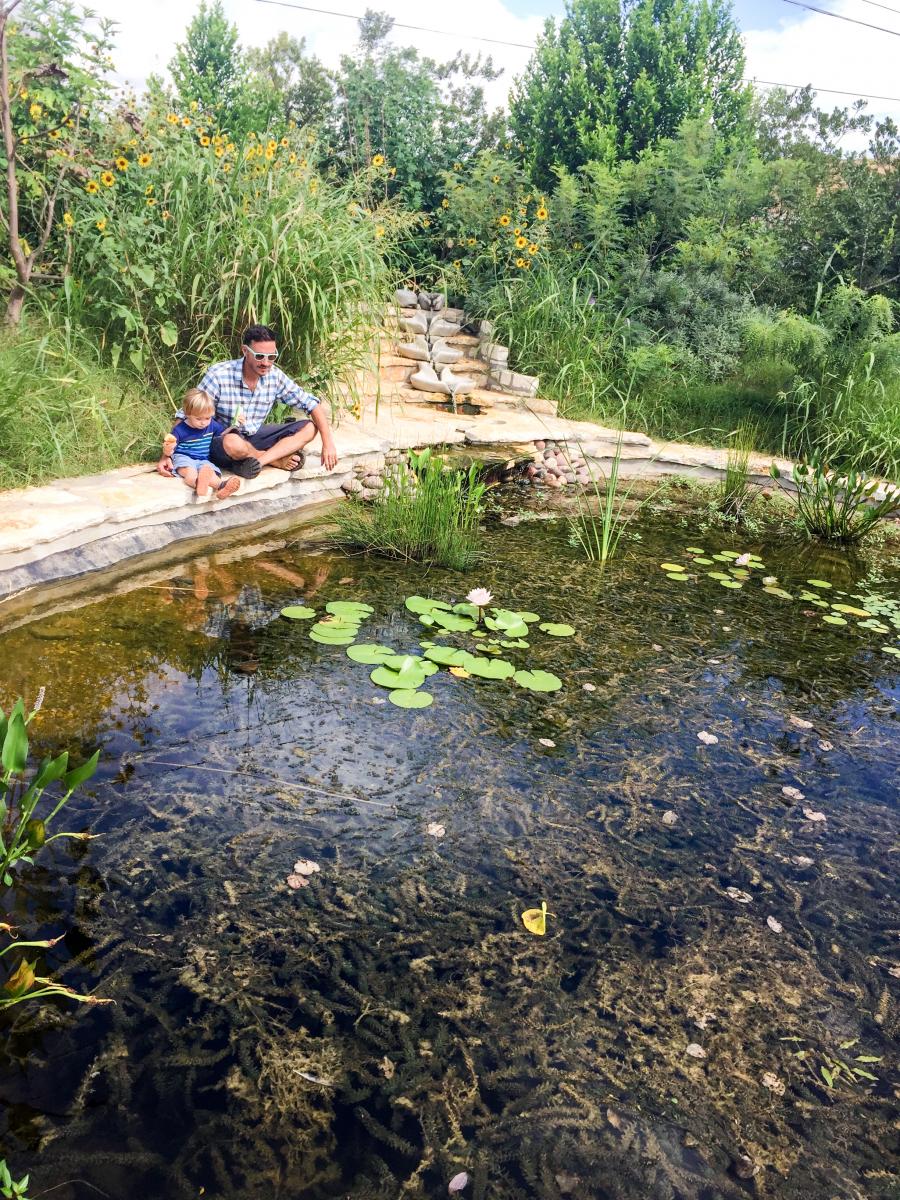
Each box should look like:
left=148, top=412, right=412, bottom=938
left=431, top=610, right=477, bottom=632
left=515, top=611, right=542, bottom=624
left=466, top=657, right=516, bottom=680
left=452, top=602, right=479, bottom=618
left=685, top=546, right=705, bottom=554
left=538, top=622, right=576, bottom=637
left=831, top=604, right=872, bottom=618
left=660, top=562, right=686, bottom=572
left=822, top=614, right=847, bottom=626
left=707, top=571, right=731, bottom=581
left=820, top=1066, right=834, bottom=1088
left=371, top=664, right=427, bottom=690
left=326, top=600, right=374, bottom=617
left=449, top=667, right=471, bottom=678
left=806, top=579, right=832, bottom=589
left=719, top=580, right=743, bottom=589
left=513, top=669, right=562, bottom=693
left=858, top=619, right=890, bottom=632
left=763, top=587, right=793, bottom=600
left=692, top=557, right=714, bottom=565
left=666, top=573, right=689, bottom=582
left=500, top=639, right=530, bottom=649
left=309, top=630, right=356, bottom=645
left=346, top=644, right=395, bottom=664
left=388, top=689, right=433, bottom=708
left=521, top=901, right=549, bottom=935
left=405, top=595, right=452, bottom=614
left=280, top=605, right=316, bottom=620
left=855, top=1055, right=882, bottom=1063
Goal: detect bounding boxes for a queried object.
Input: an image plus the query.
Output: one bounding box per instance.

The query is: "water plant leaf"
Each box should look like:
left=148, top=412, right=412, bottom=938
left=326, top=601, right=374, bottom=617
left=388, top=689, right=433, bottom=708
left=449, top=667, right=471, bottom=678
left=425, top=646, right=468, bottom=666
left=685, top=546, right=705, bottom=554
left=707, top=571, right=731, bottom=581
left=515, top=611, right=541, bottom=623
left=466, top=657, right=515, bottom=680
left=384, top=654, right=425, bottom=673
left=858, top=619, right=889, bottom=632
left=280, top=605, right=316, bottom=620
left=660, top=562, right=686, bottom=572
left=831, top=604, right=872, bottom=618
left=806, top=579, right=832, bottom=589
left=538, top=622, right=576, bottom=637
left=485, top=616, right=529, bottom=638
left=452, top=602, right=479, bottom=618
left=500, top=639, right=530, bottom=649
left=822, top=615, right=847, bottom=626
left=371, top=664, right=427, bottom=690
left=719, top=580, right=743, bottom=589
left=431, top=611, right=477, bottom=632
left=521, top=901, right=549, bottom=935
left=666, top=573, right=689, bottom=582
left=692, top=557, right=714, bottom=565
left=346, top=644, right=395, bottom=664
left=405, top=596, right=452, bottom=614
left=881, top=645, right=900, bottom=658
left=763, top=587, right=794, bottom=600
left=418, top=614, right=435, bottom=626
left=310, top=630, right=357, bottom=645
left=514, top=669, right=562, bottom=692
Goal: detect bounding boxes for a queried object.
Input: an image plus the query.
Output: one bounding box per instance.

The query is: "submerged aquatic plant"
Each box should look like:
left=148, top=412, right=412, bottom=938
left=771, top=456, right=900, bottom=544
left=334, top=449, right=488, bottom=570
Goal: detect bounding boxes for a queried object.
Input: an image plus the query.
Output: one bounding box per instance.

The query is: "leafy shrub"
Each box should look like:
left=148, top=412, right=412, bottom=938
left=770, top=455, right=900, bottom=543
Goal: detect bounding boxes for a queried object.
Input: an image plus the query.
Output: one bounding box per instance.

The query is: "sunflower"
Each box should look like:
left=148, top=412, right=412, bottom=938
left=389, top=166, right=396, bottom=177
left=514, top=227, right=522, bottom=236
left=421, top=217, right=430, bottom=228
left=288, top=152, right=296, bottom=164
left=100, top=170, right=115, bottom=187
left=441, top=198, right=449, bottom=209
left=515, top=257, right=526, bottom=268
left=267, top=139, right=276, bottom=152
left=528, top=243, right=538, bottom=255
left=280, top=137, right=289, bottom=148
left=62, top=211, right=74, bottom=228
left=371, top=153, right=384, bottom=167
left=85, top=179, right=99, bottom=194
left=375, top=225, right=385, bottom=239
left=467, top=237, right=476, bottom=246
left=49, top=128, right=60, bottom=140
left=515, top=235, right=527, bottom=249
left=146, top=197, right=157, bottom=207
left=452, top=161, right=462, bottom=170
left=181, top=116, right=191, bottom=127
left=452, top=259, right=462, bottom=269
left=199, top=135, right=211, bottom=147
left=145, top=183, right=154, bottom=195
left=222, top=162, right=232, bottom=173
left=492, top=175, right=500, bottom=184
left=115, top=156, right=128, bottom=171
left=264, top=146, right=274, bottom=160
left=96, top=218, right=107, bottom=232
left=498, top=214, right=510, bottom=227
left=29, top=102, right=42, bottom=119
left=189, top=100, right=198, bottom=112
left=166, top=113, right=179, bottom=125
left=536, top=206, right=548, bottom=220
left=299, top=157, right=307, bottom=168
left=162, top=210, right=172, bottom=220
left=19, top=89, right=28, bottom=100
left=519, top=207, right=527, bottom=217
left=214, top=145, right=224, bottom=157
left=138, top=152, right=152, bottom=167
left=226, top=142, right=235, bottom=152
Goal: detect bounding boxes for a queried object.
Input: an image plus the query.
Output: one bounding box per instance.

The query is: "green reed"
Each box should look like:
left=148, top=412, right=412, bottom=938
left=771, top=455, right=900, bottom=543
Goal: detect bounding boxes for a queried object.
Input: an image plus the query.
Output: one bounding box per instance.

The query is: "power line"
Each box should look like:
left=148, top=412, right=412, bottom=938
left=253, top=0, right=900, bottom=104
left=855, top=0, right=900, bottom=17
left=253, top=0, right=537, bottom=49
left=780, top=0, right=900, bottom=36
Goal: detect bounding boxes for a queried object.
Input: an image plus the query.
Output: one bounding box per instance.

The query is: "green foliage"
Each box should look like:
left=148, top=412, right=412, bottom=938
left=567, top=431, right=648, bottom=564
left=334, top=448, right=488, bottom=569
left=510, top=0, right=750, bottom=186
left=771, top=456, right=900, bottom=543
left=169, top=1, right=245, bottom=133
left=718, top=422, right=757, bottom=523
left=0, top=1160, right=30, bottom=1200
left=246, top=33, right=334, bottom=132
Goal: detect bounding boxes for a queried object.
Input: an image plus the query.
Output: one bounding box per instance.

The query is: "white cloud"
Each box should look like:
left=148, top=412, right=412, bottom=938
left=742, top=0, right=900, bottom=133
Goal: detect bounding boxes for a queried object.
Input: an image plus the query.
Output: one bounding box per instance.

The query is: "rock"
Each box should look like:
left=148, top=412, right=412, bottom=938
left=430, top=339, right=463, bottom=365
left=564, top=471, right=576, bottom=483
left=439, top=366, right=477, bottom=395
left=342, top=479, right=364, bottom=495
left=360, top=488, right=380, bottom=501
left=525, top=464, right=537, bottom=479
left=430, top=318, right=462, bottom=339
left=395, top=287, right=418, bottom=307
left=409, top=364, right=451, bottom=394
left=429, top=292, right=446, bottom=310
left=397, top=336, right=430, bottom=362
left=417, top=291, right=433, bottom=310
left=361, top=474, right=383, bottom=489
left=535, top=439, right=545, bottom=450
left=733, top=1154, right=760, bottom=1180
left=401, top=313, right=428, bottom=336
left=543, top=449, right=556, bottom=461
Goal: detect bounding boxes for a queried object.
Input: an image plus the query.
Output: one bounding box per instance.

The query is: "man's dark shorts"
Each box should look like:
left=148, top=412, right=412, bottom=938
left=209, top=419, right=312, bottom=470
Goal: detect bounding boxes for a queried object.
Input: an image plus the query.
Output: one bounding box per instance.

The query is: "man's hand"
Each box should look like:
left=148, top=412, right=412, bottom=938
left=321, top=438, right=339, bottom=471
left=156, top=454, right=175, bottom=477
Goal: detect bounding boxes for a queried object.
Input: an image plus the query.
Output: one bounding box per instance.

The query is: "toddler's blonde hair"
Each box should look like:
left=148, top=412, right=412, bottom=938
left=183, top=388, right=215, bottom=418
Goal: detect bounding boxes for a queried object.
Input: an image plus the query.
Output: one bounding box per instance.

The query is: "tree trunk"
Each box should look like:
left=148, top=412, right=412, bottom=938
left=5, top=283, right=25, bottom=326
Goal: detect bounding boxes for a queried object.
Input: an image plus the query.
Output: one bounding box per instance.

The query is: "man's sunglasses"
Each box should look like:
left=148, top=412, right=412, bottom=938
left=247, top=349, right=278, bottom=362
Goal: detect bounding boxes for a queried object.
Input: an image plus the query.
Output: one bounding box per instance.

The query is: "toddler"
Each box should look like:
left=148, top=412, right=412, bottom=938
left=162, top=388, right=241, bottom=499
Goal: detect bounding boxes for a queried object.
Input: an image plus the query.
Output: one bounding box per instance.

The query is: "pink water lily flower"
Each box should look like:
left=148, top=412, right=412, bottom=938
left=466, top=587, right=493, bottom=608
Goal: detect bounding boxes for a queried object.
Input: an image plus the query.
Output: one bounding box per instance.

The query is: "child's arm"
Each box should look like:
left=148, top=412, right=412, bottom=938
left=158, top=430, right=177, bottom=477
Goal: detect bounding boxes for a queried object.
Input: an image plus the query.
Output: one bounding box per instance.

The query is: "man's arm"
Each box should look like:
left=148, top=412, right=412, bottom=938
left=310, top=403, right=338, bottom=471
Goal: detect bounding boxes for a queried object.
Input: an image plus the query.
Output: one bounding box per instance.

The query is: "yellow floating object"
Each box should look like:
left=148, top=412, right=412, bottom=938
left=521, top=901, right=550, bottom=936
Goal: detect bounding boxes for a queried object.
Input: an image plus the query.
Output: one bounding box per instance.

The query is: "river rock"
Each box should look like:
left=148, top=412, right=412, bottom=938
left=430, top=318, right=462, bottom=339
left=401, top=313, right=428, bottom=336
left=342, top=478, right=364, bottom=494
left=395, top=287, right=418, bottom=307
left=430, top=339, right=463, bottom=365
left=362, top=474, right=383, bottom=489
left=397, top=335, right=430, bottom=361
left=439, top=366, right=477, bottom=395
left=409, top=364, right=451, bottom=394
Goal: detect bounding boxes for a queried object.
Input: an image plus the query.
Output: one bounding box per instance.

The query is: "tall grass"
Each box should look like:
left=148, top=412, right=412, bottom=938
left=566, top=432, right=653, bottom=565
left=0, top=322, right=165, bottom=488
left=334, top=449, right=487, bottom=569
left=718, top=421, right=758, bottom=521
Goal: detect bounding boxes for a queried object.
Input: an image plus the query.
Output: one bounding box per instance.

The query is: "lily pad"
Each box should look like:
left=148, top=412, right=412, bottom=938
left=281, top=605, right=317, bottom=620
left=500, top=639, right=530, bottom=649
left=346, top=644, right=396, bottom=664
left=466, top=657, right=516, bottom=680
left=405, top=595, right=452, bottom=614
left=822, top=614, right=847, bottom=626
left=515, top=611, right=542, bottom=624
left=707, top=571, right=731, bottom=581
left=539, top=622, right=576, bottom=637
left=692, top=557, right=714, bottom=565
left=881, top=645, right=900, bottom=658
left=326, top=600, right=374, bottom=617
left=719, top=580, right=743, bottom=589
left=685, top=546, right=705, bottom=554
left=666, top=573, right=689, bottom=582
left=806, top=579, right=832, bottom=589
left=660, top=562, right=686, bottom=573
left=452, top=602, right=479, bottom=619
left=831, top=604, right=872, bottom=618
left=424, top=646, right=469, bottom=667
left=513, top=669, right=562, bottom=693
left=858, top=619, right=890, bottom=633
left=371, top=663, right=427, bottom=690
left=388, top=689, right=433, bottom=708
left=432, top=610, right=477, bottom=633
left=763, top=587, right=794, bottom=600
left=310, top=630, right=356, bottom=645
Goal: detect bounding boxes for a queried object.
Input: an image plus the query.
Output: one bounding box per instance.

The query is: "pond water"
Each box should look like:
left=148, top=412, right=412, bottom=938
left=0, top=502, right=898, bottom=1200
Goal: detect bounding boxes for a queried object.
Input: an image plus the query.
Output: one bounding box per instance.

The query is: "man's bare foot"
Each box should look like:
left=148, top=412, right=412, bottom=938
left=214, top=477, right=241, bottom=500
left=269, top=449, right=306, bottom=472
left=196, top=465, right=217, bottom=497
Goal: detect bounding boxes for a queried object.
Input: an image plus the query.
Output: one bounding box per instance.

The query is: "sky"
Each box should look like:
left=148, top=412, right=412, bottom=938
left=81, top=0, right=900, bottom=134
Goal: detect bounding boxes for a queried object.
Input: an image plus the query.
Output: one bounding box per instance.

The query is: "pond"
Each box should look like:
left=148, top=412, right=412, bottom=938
left=0, top=502, right=898, bottom=1200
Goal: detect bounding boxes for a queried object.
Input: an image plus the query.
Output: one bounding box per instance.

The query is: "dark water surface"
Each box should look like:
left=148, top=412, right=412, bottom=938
left=0, top=508, right=898, bottom=1199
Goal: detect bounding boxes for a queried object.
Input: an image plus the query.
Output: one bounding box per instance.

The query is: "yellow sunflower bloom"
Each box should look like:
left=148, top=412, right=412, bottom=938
left=492, top=175, right=500, bottom=184
left=515, top=235, right=527, bottom=248
left=189, top=100, right=198, bottom=112
left=96, top=218, right=107, bottom=232
left=145, top=183, right=153, bottom=195
left=181, top=116, right=191, bottom=127
left=280, top=137, right=289, bottom=148
left=514, top=227, right=522, bottom=236
left=528, top=243, right=538, bottom=255
left=146, top=197, right=157, bottom=207
left=226, top=142, right=235, bottom=152
left=299, top=157, right=307, bottom=168
left=452, top=259, right=462, bottom=269
left=162, top=210, right=172, bottom=220
left=536, top=206, right=548, bottom=220
left=19, top=89, right=28, bottom=100
left=100, top=171, right=115, bottom=187
left=62, top=211, right=74, bottom=228
left=264, top=146, right=274, bottom=160
left=267, top=139, right=276, bottom=152
left=499, top=214, right=510, bottom=227
left=371, top=153, right=384, bottom=167
left=214, top=145, right=224, bottom=157
left=85, top=179, right=99, bottom=194
left=441, top=198, right=449, bottom=208
left=389, top=166, right=396, bottom=177
left=166, top=113, right=179, bottom=125
left=49, top=128, right=60, bottom=140
left=138, top=152, right=152, bottom=167
left=222, top=162, right=232, bottom=173
left=422, top=217, right=430, bottom=228
left=375, top=225, right=385, bottom=239
left=288, top=152, right=296, bottom=163
left=515, top=257, right=526, bottom=268
left=213, top=134, right=223, bottom=145
left=467, top=237, right=476, bottom=246
left=453, top=161, right=462, bottom=170
left=66, top=118, right=74, bottom=128
left=199, top=135, right=211, bottom=147
left=115, top=156, right=128, bottom=170
left=29, top=102, right=42, bottom=119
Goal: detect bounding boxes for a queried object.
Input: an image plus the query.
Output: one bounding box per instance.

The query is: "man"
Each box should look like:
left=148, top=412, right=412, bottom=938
left=158, top=325, right=339, bottom=479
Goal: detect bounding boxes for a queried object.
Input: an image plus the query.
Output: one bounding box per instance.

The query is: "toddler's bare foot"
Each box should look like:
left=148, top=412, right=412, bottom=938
left=214, top=477, right=241, bottom=500
left=196, top=465, right=217, bottom=497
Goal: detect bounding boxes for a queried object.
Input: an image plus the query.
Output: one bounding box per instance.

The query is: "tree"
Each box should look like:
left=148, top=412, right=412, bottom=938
left=510, top=0, right=751, bottom=188
left=0, top=0, right=112, bottom=325
left=246, top=32, right=333, bottom=132
left=331, top=10, right=504, bottom=210
left=169, top=1, right=244, bottom=130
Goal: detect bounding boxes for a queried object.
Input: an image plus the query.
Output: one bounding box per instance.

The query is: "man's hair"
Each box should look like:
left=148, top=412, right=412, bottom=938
left=242, top=324, right=277, bottom=346
left=183, top=387, right=215, bottom=418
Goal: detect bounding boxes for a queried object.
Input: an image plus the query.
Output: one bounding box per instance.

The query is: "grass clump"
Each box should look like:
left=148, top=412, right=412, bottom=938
left=770, top=456, right=900, bottom=544
left=0, top=324, right=166, bottom=489
left=334, top=448, right=487, bottom=570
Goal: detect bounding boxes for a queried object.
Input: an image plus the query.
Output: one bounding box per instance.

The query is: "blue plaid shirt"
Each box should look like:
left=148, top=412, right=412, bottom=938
left=197, top=359, right=319, bottom=435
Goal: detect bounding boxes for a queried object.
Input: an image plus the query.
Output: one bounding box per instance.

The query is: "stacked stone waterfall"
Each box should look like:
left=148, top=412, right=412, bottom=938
left=394, top=288, right=479, bottom=398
